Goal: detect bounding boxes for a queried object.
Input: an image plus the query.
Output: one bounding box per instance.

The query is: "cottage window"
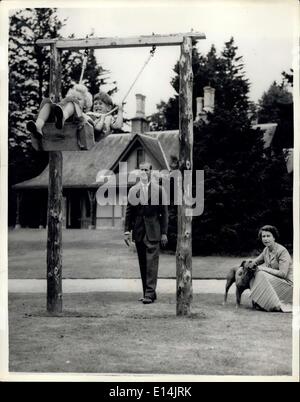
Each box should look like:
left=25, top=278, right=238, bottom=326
left=136, top=148, right=145, bottom=168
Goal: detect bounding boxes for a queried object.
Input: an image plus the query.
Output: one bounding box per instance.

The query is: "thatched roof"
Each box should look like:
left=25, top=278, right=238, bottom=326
left=109, top=132, right=172, bottom=172
left=14, top=131, right=179, bottom=189
left=13, top=123, right=283, bottom=190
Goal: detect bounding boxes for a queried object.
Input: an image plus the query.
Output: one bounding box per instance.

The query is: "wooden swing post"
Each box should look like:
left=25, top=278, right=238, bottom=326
left=176, top=36, right=194, bottom=316
left=46, top=43, right=63, bottom=313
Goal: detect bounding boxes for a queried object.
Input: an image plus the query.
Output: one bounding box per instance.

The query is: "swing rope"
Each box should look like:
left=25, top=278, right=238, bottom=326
left=79, top=48, right=90, bottom=85
left=121, top=45, right=156, bottom=106
left=78, top=45, right=157, bottom=116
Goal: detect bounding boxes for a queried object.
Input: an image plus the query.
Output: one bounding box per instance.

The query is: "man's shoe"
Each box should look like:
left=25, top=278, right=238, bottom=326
left=138, top=297, right=145, bottom=302
left=142, top=297, right=154, bottom=304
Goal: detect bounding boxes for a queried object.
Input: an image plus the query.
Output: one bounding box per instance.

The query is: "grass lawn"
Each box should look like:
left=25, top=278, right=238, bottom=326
left=8, top=291, right=292, bottom=376
left=8, top=229, right=245, bottom=279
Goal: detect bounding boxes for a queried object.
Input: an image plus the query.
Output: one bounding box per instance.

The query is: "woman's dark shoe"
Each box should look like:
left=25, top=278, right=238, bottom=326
left=252, top=301, right=265, bottom=311
left=26, top=121, right=43, bottom=138
left=54, top=105, right=65, bottom=129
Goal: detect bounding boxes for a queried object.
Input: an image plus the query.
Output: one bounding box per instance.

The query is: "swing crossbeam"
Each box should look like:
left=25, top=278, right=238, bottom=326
left=36, top=32, right=206, bottom=50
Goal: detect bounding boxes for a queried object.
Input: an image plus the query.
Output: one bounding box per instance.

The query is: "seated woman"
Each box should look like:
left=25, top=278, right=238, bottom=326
left=26, top=83, right=93, bottom=138
left=249, top=225, right=293, bottom=312
left=86, top=90, right=123, bottom=141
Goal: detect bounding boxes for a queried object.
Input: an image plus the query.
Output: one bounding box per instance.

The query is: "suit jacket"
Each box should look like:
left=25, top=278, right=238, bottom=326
left=125, top=181, right=168, bottom=242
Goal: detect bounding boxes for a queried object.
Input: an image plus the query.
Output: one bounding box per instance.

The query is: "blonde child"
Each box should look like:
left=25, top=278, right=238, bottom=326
left=26, top=84, right=93, bottom=138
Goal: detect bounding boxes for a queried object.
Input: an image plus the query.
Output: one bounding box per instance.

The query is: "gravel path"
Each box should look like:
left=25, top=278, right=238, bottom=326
left=8, top=278, right=239, bottom=295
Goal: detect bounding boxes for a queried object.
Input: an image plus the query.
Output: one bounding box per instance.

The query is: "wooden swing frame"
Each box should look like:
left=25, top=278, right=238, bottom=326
left=37, top=32, right=206, bottom=316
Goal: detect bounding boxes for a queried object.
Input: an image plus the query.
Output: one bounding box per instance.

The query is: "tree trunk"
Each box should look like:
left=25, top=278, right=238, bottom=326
left=46, top=44, right=63, bottom=313
left=38, top=195, right=44, bottom=229
left=87, top=190, right=96, bottom=229
left=176, top=36, right=193, bottom=316
left=15, top=191, right=22, bottom=229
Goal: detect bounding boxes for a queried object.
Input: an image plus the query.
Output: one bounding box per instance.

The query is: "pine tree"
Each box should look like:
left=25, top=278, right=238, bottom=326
left=153, top=38, right=251, bottom=130
left=153, top=46, right=207, bottom=130
left=149, top=101, right=168, bottom=131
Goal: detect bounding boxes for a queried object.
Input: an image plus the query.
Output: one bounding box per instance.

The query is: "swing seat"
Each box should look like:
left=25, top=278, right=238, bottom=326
left=31, top=121, right=95, bottom=151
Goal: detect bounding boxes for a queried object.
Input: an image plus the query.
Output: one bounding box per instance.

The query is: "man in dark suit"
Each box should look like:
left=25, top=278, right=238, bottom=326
left=124, top=162, right=168, bottom=304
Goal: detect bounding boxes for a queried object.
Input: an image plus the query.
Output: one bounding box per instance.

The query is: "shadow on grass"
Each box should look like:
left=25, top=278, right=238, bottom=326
left=8, top=291, right=292, bottom=376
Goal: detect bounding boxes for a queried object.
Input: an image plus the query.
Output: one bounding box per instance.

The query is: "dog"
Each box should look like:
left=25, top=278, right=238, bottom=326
left=223, top=260, right=256, bottom=307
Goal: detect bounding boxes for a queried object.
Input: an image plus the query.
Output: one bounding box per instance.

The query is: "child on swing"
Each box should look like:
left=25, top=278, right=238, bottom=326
left=26, top=83, right=93, bottom=138
left=87, top=90, right=124, bottom=141
left=27, top=86, right=123, bottom=142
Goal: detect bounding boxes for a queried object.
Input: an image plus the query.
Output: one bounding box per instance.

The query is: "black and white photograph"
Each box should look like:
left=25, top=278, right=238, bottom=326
left=0, top=0, right=299, bottom=382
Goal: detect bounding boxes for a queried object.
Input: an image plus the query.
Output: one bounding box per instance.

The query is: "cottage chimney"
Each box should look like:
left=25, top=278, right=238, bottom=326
left=131, top=93, right=149, bottom=134
left=283, top=149, right=293, bottom=174
left=203, top=86, right=215, bottom=113
left=194, top=97, right=204, bottom=122
left=135, top=93, right=146, bottom=118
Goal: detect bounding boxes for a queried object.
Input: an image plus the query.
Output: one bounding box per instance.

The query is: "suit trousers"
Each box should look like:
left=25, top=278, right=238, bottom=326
left=135, top=235, right=160, bottom=300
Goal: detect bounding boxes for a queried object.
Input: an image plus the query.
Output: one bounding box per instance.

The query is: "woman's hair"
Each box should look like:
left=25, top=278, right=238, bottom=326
left=67, top=83, right=93, bottom=110
left=258, top=225, right=280, bottom=241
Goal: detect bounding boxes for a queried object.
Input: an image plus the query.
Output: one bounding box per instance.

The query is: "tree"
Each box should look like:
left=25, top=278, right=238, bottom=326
left=155, top=38, right=293, bottom=254
left=149, top=100, right=168, bottom=131
left=258, top=81, right=292, bottom=124
left=60, top=33, right=117, bottom=98
left=281, top=68, right=293, bottom=88
left=153, top=38, right=251, bottom=130
left=258, top=79, right=293, bottom=149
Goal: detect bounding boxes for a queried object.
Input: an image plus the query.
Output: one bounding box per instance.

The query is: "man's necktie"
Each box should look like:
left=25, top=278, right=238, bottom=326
left=141, top=184, right=148, bottom=204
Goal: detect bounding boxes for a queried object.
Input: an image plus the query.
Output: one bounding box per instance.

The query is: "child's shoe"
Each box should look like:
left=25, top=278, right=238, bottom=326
left=26, top=121, right=43, bottom=138
left=54, top=105, right=65, bottom=129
